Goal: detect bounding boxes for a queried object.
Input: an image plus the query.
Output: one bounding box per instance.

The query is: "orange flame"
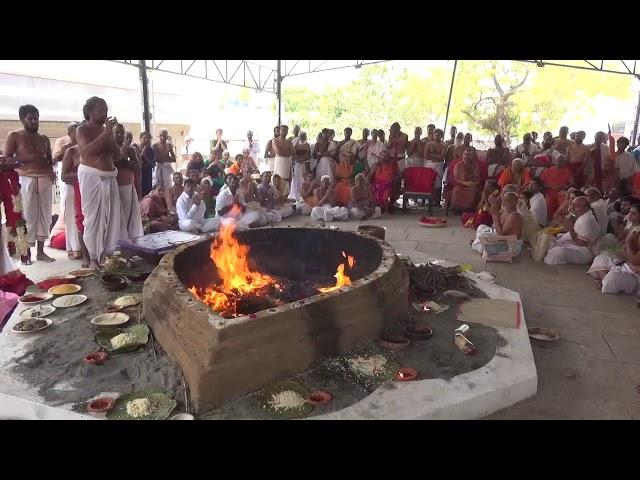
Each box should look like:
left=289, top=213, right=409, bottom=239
left=189, top=220, right=274, bottom=314
left=319, top=251, right=356, bottom=293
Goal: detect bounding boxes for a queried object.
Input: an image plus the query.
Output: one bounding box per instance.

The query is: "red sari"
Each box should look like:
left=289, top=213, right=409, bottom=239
left=372, top=163, right=395, bottom=208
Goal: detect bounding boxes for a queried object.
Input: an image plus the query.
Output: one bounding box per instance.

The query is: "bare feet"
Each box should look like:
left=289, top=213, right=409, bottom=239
left=21, top=250, right=32, bottom=265
left=89, top=259, right=100, bottom=270
left=595, top=279, right=603, bottom=290
left=36, top=252, right=56, bottom=262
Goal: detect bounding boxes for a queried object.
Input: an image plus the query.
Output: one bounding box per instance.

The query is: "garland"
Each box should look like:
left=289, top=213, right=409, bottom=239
left=1, top=169, right=30, bottom=260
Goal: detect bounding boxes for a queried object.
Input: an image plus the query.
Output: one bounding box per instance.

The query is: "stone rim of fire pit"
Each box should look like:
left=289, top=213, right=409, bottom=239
left=154, top=224, right=399, bottom=326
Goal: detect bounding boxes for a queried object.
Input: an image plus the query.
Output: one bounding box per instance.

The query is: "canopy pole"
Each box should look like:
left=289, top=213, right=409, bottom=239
left=443, top=60, right=458, bottom=133
left=138, top=60, right=151, bottom=133
left=277, top=60, right=282, bottom=125
left=632, top=88, right=640, bottom=147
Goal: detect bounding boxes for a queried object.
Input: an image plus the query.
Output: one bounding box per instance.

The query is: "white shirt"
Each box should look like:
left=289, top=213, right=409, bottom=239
left=366, top=141, right=384, bottom=169
left=615, top=151, right=636, bottom=180
left=215, top=187, right=246, bottom=218
left=516, top=143, right=540, bottom=157
left=529, top=192, right=548, bottom=227
left=590, top=198, right=608, bottom=237
left=176, top=191, right=205, bottom=223
left=244, top=140, right=261, bottom=163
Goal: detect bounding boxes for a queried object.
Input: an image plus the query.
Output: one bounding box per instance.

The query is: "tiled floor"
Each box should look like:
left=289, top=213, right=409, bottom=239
left=17, top=208, right=640, bottom=419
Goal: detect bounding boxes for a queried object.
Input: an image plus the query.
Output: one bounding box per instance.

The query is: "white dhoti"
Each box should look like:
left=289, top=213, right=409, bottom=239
left=274, top=155, right=292, bottom=197
left=288, top=162, right=306, bottom=200
left=221, top=211, right=262, bottom=230
left=471, top=225, right=524, bottom=257
left=153, top=163, right=174, bottom=190
left=78, top=165, right=123, bottom=262
left=544, top=235, right=594, bottom=265
left=315, top=157, right=334, bottom=182
left=588, top=255, right=640, bottom=294
left=63, top=182, right=81, bottom=253
left=19, top=175, right=53, bottom=245
left=423, top=161, right=445, bottom=188
left=179, top=217, right=220, bottom=233
left=310, top=204, right=349, bottom=222
left=119, top=184, right=145, bottom=239
left=405, top=157, right=423, bottom=168
left=296, top=202, right=312, bottom=216
left=349, top=206, right=381, bottom=220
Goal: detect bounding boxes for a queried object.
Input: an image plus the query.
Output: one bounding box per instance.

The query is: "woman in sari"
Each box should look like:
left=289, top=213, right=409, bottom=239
left=450, top=147, right=481, bottom=212
left=367, top=150, right=398, bottom=214
left=497, top=158, right=531, bottom=191
left=541, top=155, right=574, bottom=221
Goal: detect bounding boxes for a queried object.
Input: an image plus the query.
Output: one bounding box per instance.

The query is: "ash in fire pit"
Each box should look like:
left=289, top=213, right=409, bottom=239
left=187, top=221, right=358, bottom=317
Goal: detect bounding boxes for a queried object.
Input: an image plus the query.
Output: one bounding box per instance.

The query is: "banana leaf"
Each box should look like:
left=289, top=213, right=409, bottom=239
left=259, top=381, right=313, bottom=419
left=95, top=324, right=150, bottom=353
left=106, top=390, right=176, bottom=420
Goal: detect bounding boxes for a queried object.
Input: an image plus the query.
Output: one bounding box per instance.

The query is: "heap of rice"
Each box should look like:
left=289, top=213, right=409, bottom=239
left=267, top=390, right=306, bottom=410
left=126, top=398, right=155, bottom=418
left=347, top=354, right=388, bottom=377
left=111, top=332, right=137, bottom=349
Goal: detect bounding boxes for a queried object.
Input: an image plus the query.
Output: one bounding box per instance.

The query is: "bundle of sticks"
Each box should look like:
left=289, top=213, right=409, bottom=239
left=404, top=261, right=474, bottom=295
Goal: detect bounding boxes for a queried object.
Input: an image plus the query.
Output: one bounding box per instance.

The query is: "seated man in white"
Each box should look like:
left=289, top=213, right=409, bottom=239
left=256, top=171, right=292, bottom=224
left=215, top=173, right=262, bottom=230
left=176, top=179, right=220, bottom=233
left=310, top=175, right=349, bottom=222
left=471, top=191, right=524, bottom=257
left=585, top=187, right=608, bottom=238
left=544, top=195, right=601, bottom=265
left=527, top=177, right=548, bottom=227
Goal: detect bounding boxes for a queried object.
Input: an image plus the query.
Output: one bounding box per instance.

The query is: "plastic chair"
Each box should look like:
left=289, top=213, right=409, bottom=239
left=402, top=167, right=437, bottom=214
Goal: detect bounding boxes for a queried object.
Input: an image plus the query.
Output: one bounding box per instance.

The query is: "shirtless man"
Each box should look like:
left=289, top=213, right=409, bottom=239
left=565, top=131, right=590, bottom=188
left=485, top=134, right=511, bottom=179
left=273, top=124, right=293, bottom=196
left=152, top=129, right=177, bottom=210
left=424, top=128, right=448, bottom=200
left=289, top=125, right=301, bottom=145
left=2, top=105, right=55, bottom=264
left=452, top=133, right=476, bottom=161
left=425, top=124, right=436, bottom=143
left=406, top=127, right=425, bottom=168
left=114, top=124, right=144, bottom=239
left=75, top=96, right=125, bottom=269
left=310, top=174, right=349, bottom=222
left=349, top=172, right=380, bottom=220
left=387, top=122, right=408, bottom=172
left=445, top=126, right=458, bottom=146
left=553, top=126, right=574, bottom=154
left=60, top=134, right=90, bottom=267
left=263, top=125, right=280, bottom=173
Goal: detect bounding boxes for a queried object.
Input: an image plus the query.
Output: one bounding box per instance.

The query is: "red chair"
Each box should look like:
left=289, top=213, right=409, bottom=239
left=402, top=167, right=437, bottom=214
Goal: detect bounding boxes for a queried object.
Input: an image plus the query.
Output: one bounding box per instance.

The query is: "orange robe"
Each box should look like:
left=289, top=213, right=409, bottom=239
left=451, top=160, right=481, bottom=211
left=334, top=159, right=353, bottom=206
left=541, top=167, right=573, bottom=220
left=497, top=168, right=531, bottom=190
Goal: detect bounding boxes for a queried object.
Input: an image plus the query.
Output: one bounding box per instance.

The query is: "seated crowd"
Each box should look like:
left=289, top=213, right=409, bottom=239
left=456, top=126, right=640, bottom=298
left=4, top=97, right=640, bottom=301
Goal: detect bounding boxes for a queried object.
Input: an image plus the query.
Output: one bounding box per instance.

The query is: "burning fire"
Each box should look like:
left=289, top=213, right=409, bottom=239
left=189, top=222, right=357, bottom=316
left=318, top=251, right=356, bottom=293
left=189, top=220, right=274, bottom=315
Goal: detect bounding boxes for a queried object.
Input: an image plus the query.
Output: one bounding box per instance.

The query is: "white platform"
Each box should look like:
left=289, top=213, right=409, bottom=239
left=0, top=270, right=537, bottom=420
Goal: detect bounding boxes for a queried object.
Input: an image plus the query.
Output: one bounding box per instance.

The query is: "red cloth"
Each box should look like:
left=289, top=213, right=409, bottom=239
left=541, top=167, right=573, bottom=220
left=404, top=167, right=437, bottom=194
left=73, top=180, right=84, bottom=233
left=50, top=232, right=66, bottom=250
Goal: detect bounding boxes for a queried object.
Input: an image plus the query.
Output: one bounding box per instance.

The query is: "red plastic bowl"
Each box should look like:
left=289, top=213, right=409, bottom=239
left=394, top=367, right=418, bottom=381
left=84, top=351, right=108, bottom=365
left=306, top=390, right=332, bottom=405
left=87, top=397, right=115, bottom=413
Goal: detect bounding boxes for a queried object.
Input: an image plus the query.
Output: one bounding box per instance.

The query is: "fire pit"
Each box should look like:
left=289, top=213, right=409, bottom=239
left=144, top=224, right=408, bottom=413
